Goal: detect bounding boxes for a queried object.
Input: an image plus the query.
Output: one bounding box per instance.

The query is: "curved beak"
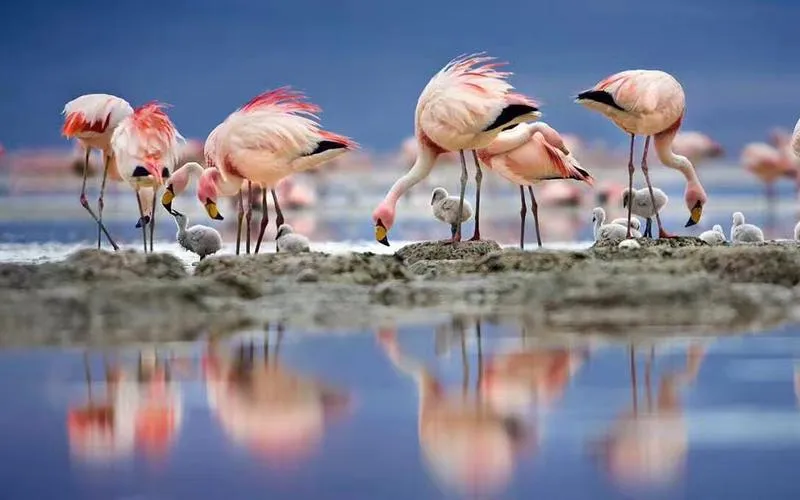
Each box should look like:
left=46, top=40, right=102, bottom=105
left=204, top=199, right=224, bottom=221
left=685, top=203, right=703, bottom=227
left=161, top=184, right=175, bottom=214
left=375, top=219, right=389, bottom=246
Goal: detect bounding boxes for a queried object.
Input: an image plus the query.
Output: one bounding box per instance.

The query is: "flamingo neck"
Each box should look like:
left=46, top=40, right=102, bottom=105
left=655, top=135, right=700, bottom=187
left=593, top=210, right=604, bottom=239
left=385, top=144, right=438, bottom=206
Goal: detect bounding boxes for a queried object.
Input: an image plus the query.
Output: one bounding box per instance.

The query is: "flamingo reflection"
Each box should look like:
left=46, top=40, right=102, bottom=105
left=203, top=324, right=350, bottom=468
left=378, top=320, right=586, bottom=496
left=67, top=350, right=183, bottom=464
left=592, top=343, right=706, bottom=489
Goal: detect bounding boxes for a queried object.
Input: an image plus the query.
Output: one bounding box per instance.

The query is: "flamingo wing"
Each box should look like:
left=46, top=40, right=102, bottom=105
left=62, top=94, right=133, bottom=137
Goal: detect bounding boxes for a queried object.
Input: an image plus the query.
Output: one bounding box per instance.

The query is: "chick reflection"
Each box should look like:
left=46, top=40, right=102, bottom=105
left=592, top=343, right=706, bottom=489
left=203, top=324, right=350, bottom=468
left=67, top=350, right=183, bottom=464
left=378, top=321, right=585, bottom=496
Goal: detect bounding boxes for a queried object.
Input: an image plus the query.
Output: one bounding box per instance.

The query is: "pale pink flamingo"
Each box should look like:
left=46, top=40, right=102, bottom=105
left=740, top=141, right=797, bottom=223
left=596, top=181, right=627, bottom=210
left=575, top=70, right=708, bottom=238
left=476, top=122, right=594, bottom=248
left=110, top=102, right=183, bottom=252
left=372, top=54, right=540, bottom=246
left=671, top=131, right=724, bottom=166
left=212, top=87, right=356, bottom=253
left=61, top=94, right=134, bottom=250
left=793, top=118, right=800, bottom=159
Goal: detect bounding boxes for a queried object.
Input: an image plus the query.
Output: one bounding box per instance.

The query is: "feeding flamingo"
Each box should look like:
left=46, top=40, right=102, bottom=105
left=575, top=70, right=708, bottom=239
left=476, top=122, right=594, bottom=248
left=372, top=53, right=540, bottom=246
left=61, top=94, right=134, bottom=250
left=110, top=102, right=183, bottom=252
left=211, top=87, right=356, bottom=253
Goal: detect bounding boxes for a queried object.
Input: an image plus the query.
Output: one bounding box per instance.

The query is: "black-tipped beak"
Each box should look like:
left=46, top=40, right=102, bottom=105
left=135, top=215, right=151, bottom=228
left=685, top=202, right=703, bottom=227
left=378, top=236, right=390, bottom=246
left=685, top=218, right=697, bottom=227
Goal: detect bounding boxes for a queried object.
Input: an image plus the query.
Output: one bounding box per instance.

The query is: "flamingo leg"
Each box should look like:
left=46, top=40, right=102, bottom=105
left=135, top=188, right=147, bottom=253
left=271, top=188, right=285, bottom=230
left=149, top=187, right=157, bottom=252
left=97, top=154, right=110, bottom=250
left=469, top=150, right=482, bottom=241
left=625, top=134, right=635, bottom=239
left=254, top=188, right=269, bottom=254
left=644, top=218, right=653, bottom=238
left=519, top=186, right=527, bottom=249
left=528, top=186, right=543, bottom=248
left=80, top=148, right=118, bottom=250
left=640, top=136, right=673, bottom=238
left=245, top=181, right=253, bottom=254
left=452, top=150, right=468, bottom=243
left=766, top=182, right=776, bottom=233
left=235, top=190, right=244, bottom=256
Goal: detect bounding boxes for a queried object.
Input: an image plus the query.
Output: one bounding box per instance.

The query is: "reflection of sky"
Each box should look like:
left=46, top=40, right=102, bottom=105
left=0, top=323, right=800, bottom=497
left=0, top=0, right=796, bottom=152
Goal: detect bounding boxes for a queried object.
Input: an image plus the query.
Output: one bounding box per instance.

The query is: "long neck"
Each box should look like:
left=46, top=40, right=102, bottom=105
left=385, top=144, right=438, bottom=206
left=655, top=133, right=700, bottom=186
left=174, top=216, right=187, bottom=233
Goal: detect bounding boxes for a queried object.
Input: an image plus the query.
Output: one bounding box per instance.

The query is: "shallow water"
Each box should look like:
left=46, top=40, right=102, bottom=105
left=2, top=320, right=800, bottom=499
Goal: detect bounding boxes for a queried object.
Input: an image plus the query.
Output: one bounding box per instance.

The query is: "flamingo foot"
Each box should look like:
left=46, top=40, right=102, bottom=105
left=659, top=228, right=678, bottom=238
left=468, top=230, right=481, bottom=242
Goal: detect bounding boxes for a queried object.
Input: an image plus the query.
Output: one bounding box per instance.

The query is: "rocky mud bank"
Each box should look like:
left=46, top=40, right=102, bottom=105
left=1, top=238, right=800, bottom=346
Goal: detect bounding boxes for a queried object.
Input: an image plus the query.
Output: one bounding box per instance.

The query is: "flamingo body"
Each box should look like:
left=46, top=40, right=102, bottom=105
left=62, top=94, right=134, bottom=152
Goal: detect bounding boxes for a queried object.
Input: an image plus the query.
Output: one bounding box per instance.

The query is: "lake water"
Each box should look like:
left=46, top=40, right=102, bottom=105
left=2, top=321, right=800, bottom=499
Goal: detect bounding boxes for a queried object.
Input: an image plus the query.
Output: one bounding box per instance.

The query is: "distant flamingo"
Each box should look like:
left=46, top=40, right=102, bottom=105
left=61, top=94, right=134, bottom=250
left=111, top=102, right=183, bottom=252
left=213, top=87, right=356, bottom=253
left=576, top=70, right=708, bottom=238
left=793, top=117, right=800, bottom=159
left=740, top=141, right=796, bottom=221
left=672, top=131, right=724, bottom=166
left=373, top=54, right=540, bottom=246
left=476, top=122, right=594, bottom=248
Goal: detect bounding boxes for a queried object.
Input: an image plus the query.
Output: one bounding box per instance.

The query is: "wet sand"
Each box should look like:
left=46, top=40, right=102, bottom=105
left=1, top=238, right=799, bottom=346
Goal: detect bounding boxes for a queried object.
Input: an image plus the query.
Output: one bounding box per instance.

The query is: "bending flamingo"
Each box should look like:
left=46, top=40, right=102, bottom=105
left=111, top=102, right=184, bottom=252
left=575, top=70, right=707, bottom=238
left=61, top=94, right=134, bottom=250
left=476, top=122, right=594, bottom=248
left=213, top=87, right=356, bottom=253
left=372, top=53, right=540, bottom=246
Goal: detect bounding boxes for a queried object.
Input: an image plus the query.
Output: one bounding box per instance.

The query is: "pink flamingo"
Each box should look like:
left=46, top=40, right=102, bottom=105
left=111, top=102, right=183, bottom=252
left=793, top=118, right=800, bottom=159
left=372, top=54, right=540, bottom=246
left=740, top=141, right=796, bottom=221
left=61, top=94, right=134, bottom=250
left=476, top=122, right=594, bottom=248
left=211, top=87, right=356, bottom=253
left=575, top=70, right=708, bottom=238
left=671, top=131, right=724, bottom=166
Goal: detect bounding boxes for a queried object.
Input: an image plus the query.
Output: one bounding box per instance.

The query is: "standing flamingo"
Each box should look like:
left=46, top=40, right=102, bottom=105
left=671, top=131, right=724, bottom=166
left=740, top=141, right=796, bottom=225
left=476, top=122, right=594, bottom=248
left=212, top=87, right=356, bottom=253
left=575, top=70, right=708, bottom=238
left=111, top=102, right=183, bottom=252
left=61, top=94, right=134, bottom=250
left=793, top=117, right=800, bottom=159
left=372, top=53, right=540, bottom=246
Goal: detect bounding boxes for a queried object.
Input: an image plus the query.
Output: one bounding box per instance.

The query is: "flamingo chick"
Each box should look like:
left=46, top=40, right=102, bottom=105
left=373, top=53, right=540, bottom=246
left=730, top=212, right=764, bottom=244
left=111, top=102, right=183, bottom=253
left=61, top=94, right=134, bottom=250
left=172, top=210, right=222, bottom=261
left=592, top=207, right=628, bottom=243
left=610, top=217, right=643, bottom=238
left=476, top=122, right=594, bottom=248
left=622, top=187, right=668, bottom=238
left=431, top=187, right=474, bottom=240
left=576, top=70, right=707, bottom=238
left=699, top=224, right=726, bottom=246
left=276, top=224, right=310, bottom=253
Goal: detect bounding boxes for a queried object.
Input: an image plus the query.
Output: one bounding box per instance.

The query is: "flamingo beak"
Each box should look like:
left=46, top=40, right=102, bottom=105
left=135, top=215, right=151, bottom=228
left=685, top=202, right=703, bottom=227
left=204, top=199, right=223, bottom=221
left=161, top=184, right=175, bottom=213
left=375, top=219, right=389, bottom=246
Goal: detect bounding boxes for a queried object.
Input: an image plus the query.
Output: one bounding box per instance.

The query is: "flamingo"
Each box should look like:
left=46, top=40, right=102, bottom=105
left=575, top=70, right=708, bottom=238
left=372, top=53, right=540, bottom=246
left=671, top=131, right=724, bottom=166
left=476, top=122, right=594, bottom=248
left=212, top=87, right=356, bottom=253
left=793, top=117, right=800, bottom=159
left=110, top=102, right=183, bottom=253
left=61, top=94, right=134, bottom=250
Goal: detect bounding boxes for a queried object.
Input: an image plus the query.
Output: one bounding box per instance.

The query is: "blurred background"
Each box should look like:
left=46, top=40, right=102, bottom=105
left=0, top=0, right=797, bottom=247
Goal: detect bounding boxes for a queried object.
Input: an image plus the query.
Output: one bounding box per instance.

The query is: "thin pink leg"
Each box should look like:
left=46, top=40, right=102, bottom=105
left=626, top=134, right=635, bottom=239
left=245, top=181, right=253, bottom=254
left=135, top=189, right=147, bottom=253
left=235, top=190, right=244, bottom=256
left=80, top=148, right=118, bottom=250
left=254, top=187, right=269, bottom=254
left=528, top=186, right=542, bottom=247
left=640, top=136, right=674, bottom=238
left=468, top=150, right=482, bottom=241
left=519, top=186, right=527, bottom=249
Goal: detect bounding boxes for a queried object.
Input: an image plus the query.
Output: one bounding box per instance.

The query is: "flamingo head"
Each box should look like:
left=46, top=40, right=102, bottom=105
left=372, top=202, right=395, bottom=246
left=198, top=169, right=223, bottom=221
left=684, top=183, right=707, bottom=227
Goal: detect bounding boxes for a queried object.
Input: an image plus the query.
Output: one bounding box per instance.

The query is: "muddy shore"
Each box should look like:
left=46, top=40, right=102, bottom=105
left=1, top=238, right=799, bottom=346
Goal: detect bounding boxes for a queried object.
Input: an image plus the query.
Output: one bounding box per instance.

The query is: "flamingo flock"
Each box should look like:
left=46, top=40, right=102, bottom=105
left=61, top=52, right=800, bottom=254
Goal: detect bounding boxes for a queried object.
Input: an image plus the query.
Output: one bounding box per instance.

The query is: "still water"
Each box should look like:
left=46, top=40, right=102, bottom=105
left=1, top=321, right=800, bottom=499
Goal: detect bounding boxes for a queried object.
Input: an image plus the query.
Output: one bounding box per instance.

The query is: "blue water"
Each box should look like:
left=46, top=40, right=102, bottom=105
left=0, top=321, right=799, bottom=499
